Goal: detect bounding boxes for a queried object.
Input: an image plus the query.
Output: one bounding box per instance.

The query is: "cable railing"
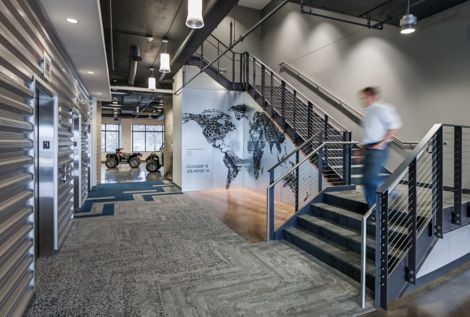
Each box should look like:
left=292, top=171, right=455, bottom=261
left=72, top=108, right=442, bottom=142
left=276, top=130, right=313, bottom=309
left=266, top=140, right=357, bottom=241
left=279, top=62, right=418, bottom=149
left=371, top=123, right=470, bottom=309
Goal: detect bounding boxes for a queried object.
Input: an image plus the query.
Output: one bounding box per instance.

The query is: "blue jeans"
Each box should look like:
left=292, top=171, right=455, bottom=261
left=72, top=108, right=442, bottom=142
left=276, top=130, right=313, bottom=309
left=362, top=147, right=389, bottom=208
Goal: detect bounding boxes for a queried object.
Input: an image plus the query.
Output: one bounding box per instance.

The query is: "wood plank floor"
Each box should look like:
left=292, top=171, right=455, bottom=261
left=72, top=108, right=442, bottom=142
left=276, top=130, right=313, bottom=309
left=186, top=189, right=294, bottom=243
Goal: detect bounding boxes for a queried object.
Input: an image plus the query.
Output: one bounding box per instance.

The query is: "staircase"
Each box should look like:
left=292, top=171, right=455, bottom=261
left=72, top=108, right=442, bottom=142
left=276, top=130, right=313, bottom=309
left=188, top=34, right=470, bottom=310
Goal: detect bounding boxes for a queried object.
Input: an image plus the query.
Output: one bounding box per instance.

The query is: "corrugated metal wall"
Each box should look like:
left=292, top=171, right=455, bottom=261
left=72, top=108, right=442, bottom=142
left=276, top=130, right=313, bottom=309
left=0, top=0, right=92, bottom=315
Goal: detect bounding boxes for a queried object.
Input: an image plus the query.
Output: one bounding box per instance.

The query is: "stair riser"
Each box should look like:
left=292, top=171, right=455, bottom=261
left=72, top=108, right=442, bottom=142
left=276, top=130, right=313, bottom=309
left=310, top=205, right=409, bottom=244
left=311, top=205, right=375, bottom=234
left=351, top=175, right=389, bottom=186
left=285, top=230, right=375, bottom=290
left=323, top=194, right=369, bottom=213
left=297, top=217, right=376, bottom=260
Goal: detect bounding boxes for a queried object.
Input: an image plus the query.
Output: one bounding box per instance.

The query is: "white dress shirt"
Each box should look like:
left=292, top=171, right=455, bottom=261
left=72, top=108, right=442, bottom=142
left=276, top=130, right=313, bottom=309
left=361, top=102, right=402, bottom=145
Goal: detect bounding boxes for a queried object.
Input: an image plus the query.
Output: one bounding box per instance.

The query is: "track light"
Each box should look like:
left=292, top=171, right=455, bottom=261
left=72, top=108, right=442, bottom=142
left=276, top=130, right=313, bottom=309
left=159, top=39, right=171, bottom=73
left=186, top=0, right=204, bottom=29
left=148, top=67, right=156, bottom=90
left=400, top=0, right=417, bottom=35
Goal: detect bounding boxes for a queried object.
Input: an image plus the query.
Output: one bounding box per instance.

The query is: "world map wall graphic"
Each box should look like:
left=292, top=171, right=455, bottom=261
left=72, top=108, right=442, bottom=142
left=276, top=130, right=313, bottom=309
left=183, top=104, right=288, bottom=189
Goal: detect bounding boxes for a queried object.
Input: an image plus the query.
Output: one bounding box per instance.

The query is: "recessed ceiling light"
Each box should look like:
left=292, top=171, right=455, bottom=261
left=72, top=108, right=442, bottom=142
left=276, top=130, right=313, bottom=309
left=66, top=17, right=79, bottom=24
left=96, top=92, right=102, bottom=95
left=87, top=71, right=94, bottom=74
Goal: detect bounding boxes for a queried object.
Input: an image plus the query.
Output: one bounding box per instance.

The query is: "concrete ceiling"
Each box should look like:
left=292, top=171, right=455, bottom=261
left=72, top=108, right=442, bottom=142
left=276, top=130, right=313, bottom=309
left=100, top=0, right=238, bottom=89
left=39, top=0, right=111, bottom=101
left=238, top=0, right=272, bottom=10
left=292, top=0, right=470, bottom=26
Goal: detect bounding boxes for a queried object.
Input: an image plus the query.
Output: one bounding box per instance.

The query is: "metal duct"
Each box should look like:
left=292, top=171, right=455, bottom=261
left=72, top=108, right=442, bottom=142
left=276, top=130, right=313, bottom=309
left=128, top=45, right=142, bottom=85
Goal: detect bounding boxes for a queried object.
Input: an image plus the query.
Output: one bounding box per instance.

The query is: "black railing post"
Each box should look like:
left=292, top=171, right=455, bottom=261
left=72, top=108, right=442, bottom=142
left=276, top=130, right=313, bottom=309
left=281, top=81, right=286, bottom=129
left=324, top=115, right=329, bottom=165
left=318, top=133, right=324, bottom=192
left=406, top=158, right=417, bottom=284
left=307, top=101, right=313, bottom=139
left=295, top=150, right=300, bottom=211
left=270, top=71, right=274, bottom=116
left=239, top=54, right=243, bottom=86
left=268, top=170, right=275, bottom=241
left=293, top=90, right=298, bottom=142
left=433, top=127, right=444, bottom=238
left=245, top=53, right=249, bottom=89
left=375, top=192, right=389, bottom=310
left=453, top=126, right=463, bottom=225
left=252, top=57, right=257, bottom=97
left=342, top=131, right=352, bottom=185
left=261, top=64, right=266, bottom=105
left=232, top=51, right=236, bottom=86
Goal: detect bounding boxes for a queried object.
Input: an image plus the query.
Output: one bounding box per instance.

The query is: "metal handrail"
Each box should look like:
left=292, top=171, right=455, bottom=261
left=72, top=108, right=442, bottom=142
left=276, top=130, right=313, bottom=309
left=377, top=124, right=443, bottom=194
left=279, top=62, right=419, bottom=149
left=250, top=55, right=347, bottom=133
left=267, top=132, right=320, bottom=173
left=268, top=141, right=358, bottom=190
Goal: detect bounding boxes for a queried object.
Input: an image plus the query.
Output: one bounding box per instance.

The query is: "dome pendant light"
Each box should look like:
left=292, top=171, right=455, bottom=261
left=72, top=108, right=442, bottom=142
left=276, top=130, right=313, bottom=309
left=159, top=39, right=171, bottom=73
left=400, top=0, right=417, bottom=35
left=148, top=67, right=156, bottom=90
left=186, top=0, right=204, bottom=29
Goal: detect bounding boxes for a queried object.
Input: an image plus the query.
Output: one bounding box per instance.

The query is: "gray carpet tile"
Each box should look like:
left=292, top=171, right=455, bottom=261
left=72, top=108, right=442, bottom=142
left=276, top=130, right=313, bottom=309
left=28, top=194, right=372, bottom=316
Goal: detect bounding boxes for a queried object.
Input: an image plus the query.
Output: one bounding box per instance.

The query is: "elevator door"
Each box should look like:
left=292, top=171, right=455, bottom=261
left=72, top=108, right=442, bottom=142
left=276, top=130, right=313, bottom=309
left=73, top=114, right=81, bottom=210
left=81, top=115, right=89, bottom=203
left=0, top=74, right=35, bottom=315
left=36, top=88, right=56, bottom=257
left=57, top=103, right=74, bottom=247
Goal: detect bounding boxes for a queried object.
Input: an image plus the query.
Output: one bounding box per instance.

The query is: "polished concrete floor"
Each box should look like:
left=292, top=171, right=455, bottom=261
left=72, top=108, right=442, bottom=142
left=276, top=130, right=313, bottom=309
left=364, top=260, right=470, bottom=317
left=28, top=193, right=370, bottom=316
left=187, top=189, right=295, bottom=243
left=101, top=163, right=165, bottom=184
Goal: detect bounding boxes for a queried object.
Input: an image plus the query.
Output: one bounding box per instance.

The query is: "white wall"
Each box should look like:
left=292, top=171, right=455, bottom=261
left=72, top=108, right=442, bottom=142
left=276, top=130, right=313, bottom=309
left=418, top=225, right=470, bottom=278
left=259, top=2, right=470, bottom=144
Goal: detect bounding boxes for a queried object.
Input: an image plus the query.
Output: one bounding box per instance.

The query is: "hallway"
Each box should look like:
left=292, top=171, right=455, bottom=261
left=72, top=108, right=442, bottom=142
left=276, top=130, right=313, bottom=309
left=27, top=192, right=369, bottom=316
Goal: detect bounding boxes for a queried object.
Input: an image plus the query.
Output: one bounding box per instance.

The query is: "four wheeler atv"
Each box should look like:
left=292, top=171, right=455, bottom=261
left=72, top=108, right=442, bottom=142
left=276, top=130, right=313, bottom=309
left=145, top=152, right=162, bottom=173
left=105, top=148, right=142, bottom=169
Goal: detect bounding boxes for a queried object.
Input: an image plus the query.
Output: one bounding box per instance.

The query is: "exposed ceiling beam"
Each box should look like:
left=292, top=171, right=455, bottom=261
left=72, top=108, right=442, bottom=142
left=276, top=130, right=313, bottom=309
left=111, top=85, right=173, bottom=94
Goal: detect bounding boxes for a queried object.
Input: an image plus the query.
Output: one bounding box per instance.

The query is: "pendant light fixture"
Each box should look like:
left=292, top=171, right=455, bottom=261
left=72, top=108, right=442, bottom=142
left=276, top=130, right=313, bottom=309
left=186, top=0, right=204, bottom=29
left=400, top=0, right=417, bottom=35
left=159, top=38, right=171, bottom=73
left=148, top=67, right=156, bottom=90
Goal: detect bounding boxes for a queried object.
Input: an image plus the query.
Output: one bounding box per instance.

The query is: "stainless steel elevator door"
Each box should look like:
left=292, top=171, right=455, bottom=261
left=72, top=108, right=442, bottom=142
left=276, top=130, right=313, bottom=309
left=36, top=88, right=56, bottom=257
left=57, top=103, right=74, bottom=248
left=0, top=76, right=35, bottom=315
left=81, top=116, right=89, bottom=204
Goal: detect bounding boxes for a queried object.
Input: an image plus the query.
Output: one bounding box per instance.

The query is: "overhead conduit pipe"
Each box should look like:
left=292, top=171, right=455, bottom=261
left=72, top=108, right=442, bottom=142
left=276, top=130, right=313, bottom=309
left=128, top=44, right=142, bottom=85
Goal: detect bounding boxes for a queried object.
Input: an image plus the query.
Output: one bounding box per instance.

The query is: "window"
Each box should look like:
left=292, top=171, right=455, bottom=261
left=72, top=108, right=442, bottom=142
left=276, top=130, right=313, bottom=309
left=132, top=125, right=164, bottom=152
left=101, top=124, right=120, bottom=152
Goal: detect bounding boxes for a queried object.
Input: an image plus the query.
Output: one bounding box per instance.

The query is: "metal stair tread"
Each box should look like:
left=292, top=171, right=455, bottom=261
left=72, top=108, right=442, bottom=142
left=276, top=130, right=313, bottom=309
left=299, top=214, right=375, bottom=246
left=312, top=202, right=365, bottom=220
left=285, top=227, right=375, bottom=276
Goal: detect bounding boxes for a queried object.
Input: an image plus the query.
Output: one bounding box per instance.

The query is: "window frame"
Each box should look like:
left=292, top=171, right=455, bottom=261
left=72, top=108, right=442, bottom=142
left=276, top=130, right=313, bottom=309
left=101, top=123, right=121, bottom=152
left=132, top=124, right=164, bottom=152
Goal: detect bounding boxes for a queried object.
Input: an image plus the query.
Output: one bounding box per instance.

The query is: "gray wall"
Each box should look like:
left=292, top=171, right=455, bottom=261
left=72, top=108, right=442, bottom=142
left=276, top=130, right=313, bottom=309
left=212, top=5, right=262, bottom=56
left=259, top=1, right=470, bottom=144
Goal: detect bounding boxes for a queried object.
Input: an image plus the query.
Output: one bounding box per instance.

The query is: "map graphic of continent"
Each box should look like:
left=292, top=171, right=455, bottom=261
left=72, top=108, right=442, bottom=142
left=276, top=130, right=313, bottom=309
left=183, top=109, right=242, bottom=188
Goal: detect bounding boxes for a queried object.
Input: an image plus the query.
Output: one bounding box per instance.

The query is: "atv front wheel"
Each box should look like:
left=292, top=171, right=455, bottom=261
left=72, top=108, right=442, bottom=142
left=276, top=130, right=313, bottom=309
left=105, top=157, right=118, bottom=169
left=146, top=161, right=160, bottom=173
left=128, top=157, right=141, bottom=168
